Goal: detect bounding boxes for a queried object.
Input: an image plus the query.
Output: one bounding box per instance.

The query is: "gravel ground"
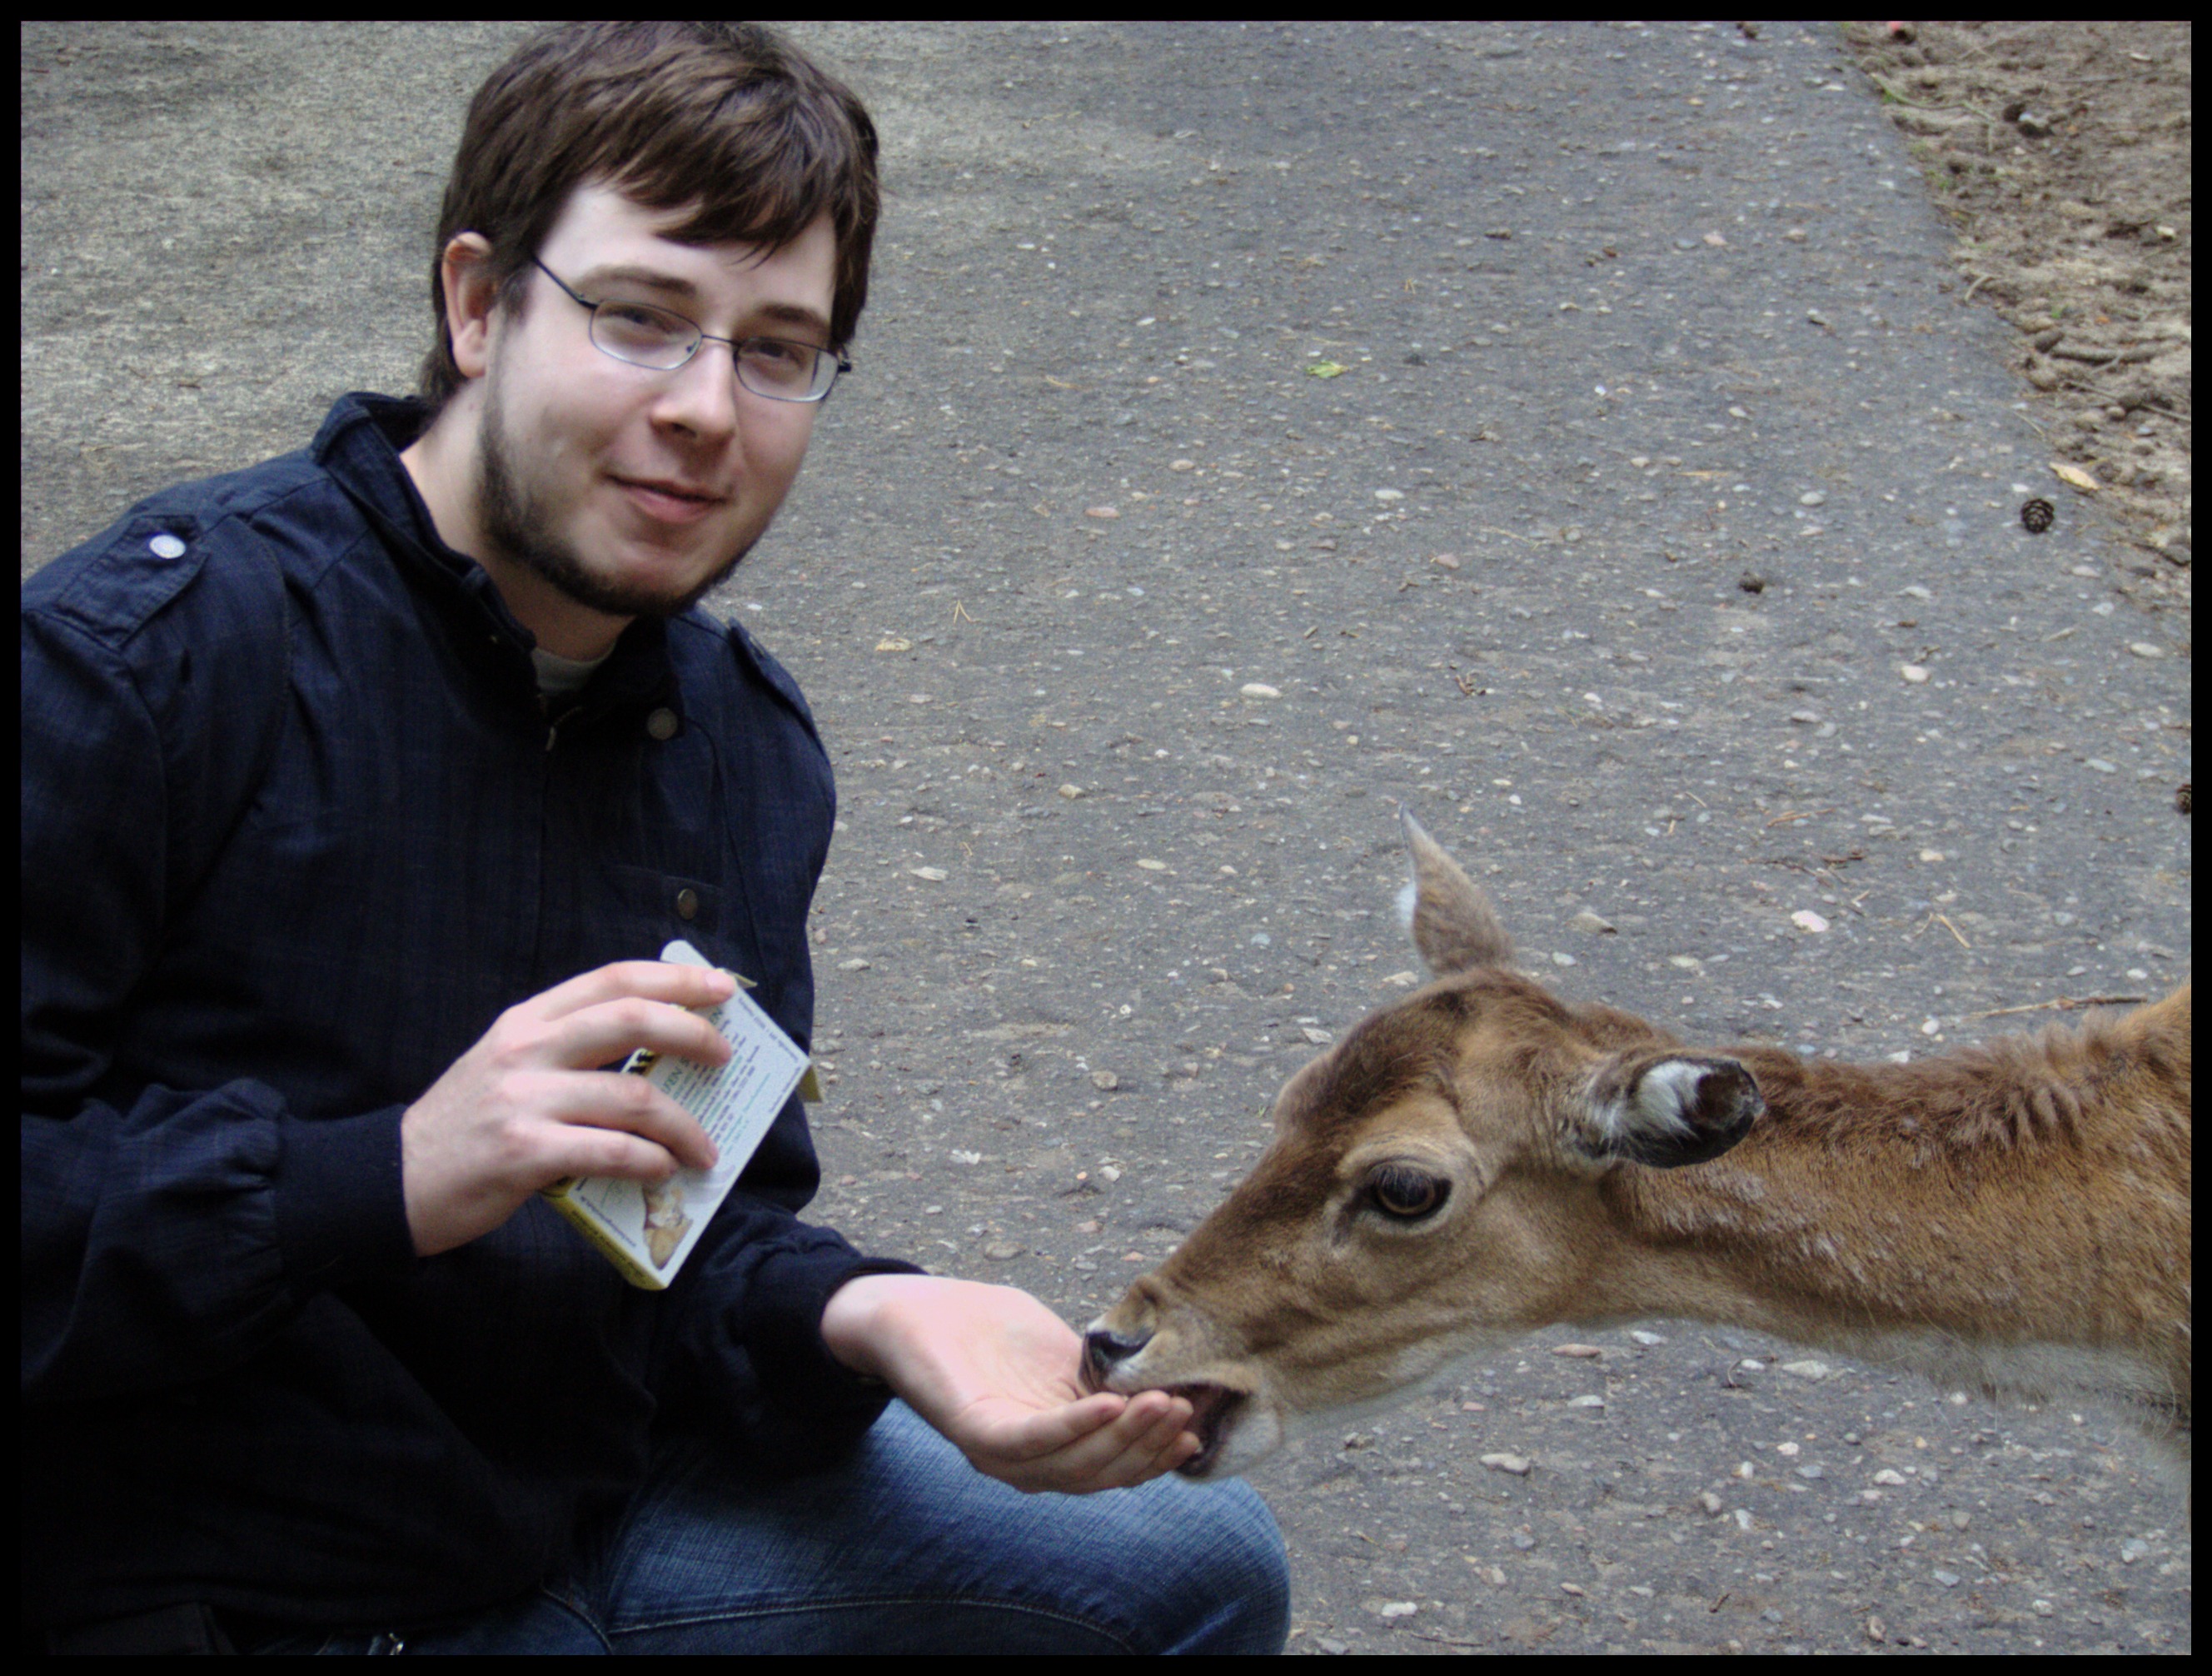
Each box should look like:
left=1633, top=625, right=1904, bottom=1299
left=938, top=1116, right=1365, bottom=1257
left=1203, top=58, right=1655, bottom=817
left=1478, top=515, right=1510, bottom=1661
left=1844, top=21, right=2191, bottom=599
left=21, top=20, right=2190, bottom=1654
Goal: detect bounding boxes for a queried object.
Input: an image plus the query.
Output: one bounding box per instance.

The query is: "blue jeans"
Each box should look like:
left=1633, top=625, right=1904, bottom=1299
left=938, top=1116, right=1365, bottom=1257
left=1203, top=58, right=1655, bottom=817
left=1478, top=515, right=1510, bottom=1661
left=250, top=1401, right=1289, bottom=1654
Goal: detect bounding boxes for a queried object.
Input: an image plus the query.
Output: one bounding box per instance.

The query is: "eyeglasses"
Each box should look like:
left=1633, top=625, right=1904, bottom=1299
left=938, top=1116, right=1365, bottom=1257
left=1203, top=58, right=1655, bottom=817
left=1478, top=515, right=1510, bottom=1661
left=530, top=256, right=849, bottom=403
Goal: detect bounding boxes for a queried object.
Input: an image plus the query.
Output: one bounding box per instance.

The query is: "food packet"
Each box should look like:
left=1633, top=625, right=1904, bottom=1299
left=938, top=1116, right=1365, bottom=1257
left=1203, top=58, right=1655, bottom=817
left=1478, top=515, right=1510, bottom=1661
left=541, top=939, right=813, bottom=1289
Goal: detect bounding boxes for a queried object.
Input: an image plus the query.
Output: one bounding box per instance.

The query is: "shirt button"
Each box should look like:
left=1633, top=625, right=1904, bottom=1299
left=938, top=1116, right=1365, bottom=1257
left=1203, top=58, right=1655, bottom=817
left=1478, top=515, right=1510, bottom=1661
left=646, top=707, right=680, bottom=741
left=148, top=533, right=187, bottom=559
left=675, top=887, right=700, bottom=921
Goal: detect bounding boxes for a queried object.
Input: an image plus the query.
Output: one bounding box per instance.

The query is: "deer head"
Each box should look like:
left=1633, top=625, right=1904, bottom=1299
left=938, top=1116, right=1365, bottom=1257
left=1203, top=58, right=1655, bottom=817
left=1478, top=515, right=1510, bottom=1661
left=1084, top=811, right=1764, bottom=1477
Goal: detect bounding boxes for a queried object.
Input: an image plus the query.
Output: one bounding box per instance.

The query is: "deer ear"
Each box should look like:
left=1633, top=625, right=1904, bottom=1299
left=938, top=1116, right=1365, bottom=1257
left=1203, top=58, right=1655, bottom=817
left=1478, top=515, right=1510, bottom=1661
left=1397, top=809, right=1515, bottom=976
left=1579, top=1052, right=1762, bottom=1168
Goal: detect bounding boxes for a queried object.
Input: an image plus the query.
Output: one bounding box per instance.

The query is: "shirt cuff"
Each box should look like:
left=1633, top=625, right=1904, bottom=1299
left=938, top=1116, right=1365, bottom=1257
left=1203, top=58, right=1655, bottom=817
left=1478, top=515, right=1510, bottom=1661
left=273, top=1105, right=417, bottom=1291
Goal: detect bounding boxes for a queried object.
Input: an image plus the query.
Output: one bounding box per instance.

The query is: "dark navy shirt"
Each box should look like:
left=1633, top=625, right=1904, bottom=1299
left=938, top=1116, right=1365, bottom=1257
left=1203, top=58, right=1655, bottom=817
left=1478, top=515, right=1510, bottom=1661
left=21, top=392, right=919, bottom=1631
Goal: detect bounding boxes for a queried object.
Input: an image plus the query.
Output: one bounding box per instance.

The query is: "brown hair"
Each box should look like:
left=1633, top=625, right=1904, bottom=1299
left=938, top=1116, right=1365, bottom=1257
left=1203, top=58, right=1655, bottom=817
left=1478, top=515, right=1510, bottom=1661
left=416, top=22, right=879, bottom=415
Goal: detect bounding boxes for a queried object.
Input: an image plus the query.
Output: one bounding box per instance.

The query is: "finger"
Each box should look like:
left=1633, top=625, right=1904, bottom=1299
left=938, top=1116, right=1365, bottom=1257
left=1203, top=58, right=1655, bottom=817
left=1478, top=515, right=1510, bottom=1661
left=548, top=1069, right=720, bottom=1171
left=1090, top=1391, right=1198, bottom=1481
left=1005, top=1424, right=1197, bottom=1495
left=552, top=995, right=735, bottom=1075
left=538, top=1120, right=688, bottom=1187
left=1100, top=1394, right=1203, bottom=1486
left=526, top=960, right=738, bottom=1025
left=1085, top=1421, right=1203, bottom=1491
left=1010, top=1391, right=1195, bottom=1492
left=965, top=1392, right=1129, bottom=1466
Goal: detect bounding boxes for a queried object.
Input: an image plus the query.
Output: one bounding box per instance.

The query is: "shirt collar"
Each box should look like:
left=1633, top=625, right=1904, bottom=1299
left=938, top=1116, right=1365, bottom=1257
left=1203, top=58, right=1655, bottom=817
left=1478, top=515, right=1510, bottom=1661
left=311, top=392, right=681, bottom=721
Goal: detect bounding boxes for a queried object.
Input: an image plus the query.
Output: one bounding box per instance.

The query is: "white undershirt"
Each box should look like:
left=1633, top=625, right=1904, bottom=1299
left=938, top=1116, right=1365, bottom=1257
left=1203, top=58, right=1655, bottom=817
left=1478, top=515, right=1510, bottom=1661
left=531, top=645, right=610, bottom=698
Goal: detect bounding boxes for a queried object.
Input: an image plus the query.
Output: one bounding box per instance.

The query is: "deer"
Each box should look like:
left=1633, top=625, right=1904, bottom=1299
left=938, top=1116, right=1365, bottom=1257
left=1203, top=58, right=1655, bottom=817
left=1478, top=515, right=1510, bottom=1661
left=1085, top=811, right=2191, bottom=1484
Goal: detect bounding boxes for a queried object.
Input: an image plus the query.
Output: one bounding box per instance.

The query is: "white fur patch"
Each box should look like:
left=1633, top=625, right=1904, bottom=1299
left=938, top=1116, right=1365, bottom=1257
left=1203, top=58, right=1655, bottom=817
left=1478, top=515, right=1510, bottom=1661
left=1632, top=1060, right=1707, bottom=1137
left=1396, top=875, right=1419, bottom=936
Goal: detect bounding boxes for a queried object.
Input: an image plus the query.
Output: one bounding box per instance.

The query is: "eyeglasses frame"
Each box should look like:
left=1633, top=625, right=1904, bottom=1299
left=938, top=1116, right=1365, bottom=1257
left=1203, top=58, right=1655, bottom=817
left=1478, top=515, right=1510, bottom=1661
left=528, top=254, right=850, bottom=404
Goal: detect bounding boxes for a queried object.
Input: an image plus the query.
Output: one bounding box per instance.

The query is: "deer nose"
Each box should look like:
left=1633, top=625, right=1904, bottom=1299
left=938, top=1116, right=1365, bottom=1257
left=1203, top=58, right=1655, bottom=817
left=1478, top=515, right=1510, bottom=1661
left=1081, top=1326, right=1153, bottom=1389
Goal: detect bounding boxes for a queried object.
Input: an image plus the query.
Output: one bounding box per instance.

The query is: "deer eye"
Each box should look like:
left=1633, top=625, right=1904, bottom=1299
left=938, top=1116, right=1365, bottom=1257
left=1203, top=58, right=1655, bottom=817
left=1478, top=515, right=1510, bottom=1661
left=1366, top=1164, right=1450, bottom=1222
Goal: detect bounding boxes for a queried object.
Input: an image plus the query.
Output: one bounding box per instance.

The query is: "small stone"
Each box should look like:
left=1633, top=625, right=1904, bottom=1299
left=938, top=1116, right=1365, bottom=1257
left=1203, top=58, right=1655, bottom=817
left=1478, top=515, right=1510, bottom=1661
left=1084, top=505, right=1120, bottom=519
left=2128, top=641, right=2165, bottom=659
left=1090, top=1070, right=1120, bottom=1090
left=1791, top=910, right=1830, bottom=934
left=1239, top=682, right=1282, bottom=699
left=1058, top=783, right=1084, bottom=799
left=1900, top=664, right=1931, bottom=684
left=908, top=866, right=948, bottom=882
left=1568, top=910, right=1616, bottom=935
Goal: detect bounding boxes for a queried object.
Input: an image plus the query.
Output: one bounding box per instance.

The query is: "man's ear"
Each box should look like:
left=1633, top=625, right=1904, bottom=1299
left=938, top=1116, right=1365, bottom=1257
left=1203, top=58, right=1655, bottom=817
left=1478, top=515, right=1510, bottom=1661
left=1396, top=809, right=1515, bottom=977
left=1577, top=1050, right=1762, bottom=1168
left=438, top=232, right=500, bottom=381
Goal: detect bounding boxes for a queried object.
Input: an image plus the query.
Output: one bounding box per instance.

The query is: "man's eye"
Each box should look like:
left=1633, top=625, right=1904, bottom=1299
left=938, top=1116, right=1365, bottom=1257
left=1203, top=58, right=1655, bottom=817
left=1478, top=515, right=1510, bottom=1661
left=603, top=304, right=684, bottom=335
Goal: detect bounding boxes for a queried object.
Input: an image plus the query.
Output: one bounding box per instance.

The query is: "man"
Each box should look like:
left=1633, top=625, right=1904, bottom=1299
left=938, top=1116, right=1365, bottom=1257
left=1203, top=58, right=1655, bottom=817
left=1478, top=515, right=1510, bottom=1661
left=22, top=22, right=1287, bottom=1653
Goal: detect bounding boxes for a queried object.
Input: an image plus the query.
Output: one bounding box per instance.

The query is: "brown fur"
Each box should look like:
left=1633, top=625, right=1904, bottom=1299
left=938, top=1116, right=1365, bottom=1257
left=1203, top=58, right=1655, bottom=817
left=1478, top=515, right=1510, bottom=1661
left=1089, top=817, right=2192, bottom=1482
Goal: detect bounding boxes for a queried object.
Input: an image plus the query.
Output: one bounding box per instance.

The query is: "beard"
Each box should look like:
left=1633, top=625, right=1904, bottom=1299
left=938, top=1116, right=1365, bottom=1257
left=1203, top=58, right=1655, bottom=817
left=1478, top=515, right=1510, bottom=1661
left=475, top=374, right=755, bottom=622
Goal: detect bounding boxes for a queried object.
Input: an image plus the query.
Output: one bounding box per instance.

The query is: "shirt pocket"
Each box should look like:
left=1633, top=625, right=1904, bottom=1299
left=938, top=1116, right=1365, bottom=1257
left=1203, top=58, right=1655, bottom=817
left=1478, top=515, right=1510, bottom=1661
left=591, top=861, right=733, bottom=969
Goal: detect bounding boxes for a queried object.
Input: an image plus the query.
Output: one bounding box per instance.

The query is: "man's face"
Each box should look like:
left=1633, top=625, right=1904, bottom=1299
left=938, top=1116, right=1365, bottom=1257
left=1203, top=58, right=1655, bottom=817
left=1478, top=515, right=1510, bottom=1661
left=468, top=182, right=837, bottom=625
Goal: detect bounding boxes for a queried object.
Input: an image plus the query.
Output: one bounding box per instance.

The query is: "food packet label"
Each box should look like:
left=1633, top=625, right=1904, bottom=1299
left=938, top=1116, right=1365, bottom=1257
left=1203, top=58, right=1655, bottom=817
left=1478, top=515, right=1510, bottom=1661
left=541, top=940, right=810, bottom=1289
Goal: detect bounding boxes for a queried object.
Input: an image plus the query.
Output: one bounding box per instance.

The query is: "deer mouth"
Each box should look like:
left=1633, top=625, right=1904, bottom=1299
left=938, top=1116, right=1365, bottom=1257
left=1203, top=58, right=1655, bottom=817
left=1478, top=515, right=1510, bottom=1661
left=1167, top=1383, right=1246, bottom=1477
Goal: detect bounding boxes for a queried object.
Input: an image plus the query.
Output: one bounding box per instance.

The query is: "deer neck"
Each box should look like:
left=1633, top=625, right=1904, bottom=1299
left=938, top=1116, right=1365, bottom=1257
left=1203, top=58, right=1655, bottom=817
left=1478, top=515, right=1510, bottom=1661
left=1586, top=1043, right=2187, bottom=1387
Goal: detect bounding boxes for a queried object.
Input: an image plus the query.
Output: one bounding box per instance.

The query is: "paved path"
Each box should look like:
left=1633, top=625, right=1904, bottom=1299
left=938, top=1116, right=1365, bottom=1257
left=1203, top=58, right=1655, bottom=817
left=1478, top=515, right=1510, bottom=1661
left=22, top=21, right=2190, bottom=1654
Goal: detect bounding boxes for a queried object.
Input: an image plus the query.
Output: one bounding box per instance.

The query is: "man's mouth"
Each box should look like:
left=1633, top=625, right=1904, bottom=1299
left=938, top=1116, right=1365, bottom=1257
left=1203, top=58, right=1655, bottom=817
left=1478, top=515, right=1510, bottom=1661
left=613, top=476, right=725, bottom=524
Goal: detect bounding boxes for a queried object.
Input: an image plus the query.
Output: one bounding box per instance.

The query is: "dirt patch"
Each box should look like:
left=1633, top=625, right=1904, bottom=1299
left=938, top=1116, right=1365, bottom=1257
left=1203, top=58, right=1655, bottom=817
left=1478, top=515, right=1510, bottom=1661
left=1843, top=20, right=2191, bottom=611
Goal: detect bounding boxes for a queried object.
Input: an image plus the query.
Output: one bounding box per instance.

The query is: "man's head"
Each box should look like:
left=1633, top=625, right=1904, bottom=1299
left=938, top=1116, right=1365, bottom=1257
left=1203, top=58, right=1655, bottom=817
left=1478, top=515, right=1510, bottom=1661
left=406, top=24, right=879, bottom=654
left=420, top=22, right=876, bottom=416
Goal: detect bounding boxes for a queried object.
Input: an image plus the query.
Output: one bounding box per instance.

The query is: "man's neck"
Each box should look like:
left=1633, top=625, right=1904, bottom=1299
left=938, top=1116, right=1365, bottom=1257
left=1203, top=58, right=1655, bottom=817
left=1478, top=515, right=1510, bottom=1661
left=398, top=398, right=630, bottom=661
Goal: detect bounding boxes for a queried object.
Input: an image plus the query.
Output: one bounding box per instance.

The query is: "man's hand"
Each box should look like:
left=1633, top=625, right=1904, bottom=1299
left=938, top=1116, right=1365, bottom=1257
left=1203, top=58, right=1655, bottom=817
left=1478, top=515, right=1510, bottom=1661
left=400, top=961, right=734, bottom=1256
left=821, top=1273, right=1201, bottom=1494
